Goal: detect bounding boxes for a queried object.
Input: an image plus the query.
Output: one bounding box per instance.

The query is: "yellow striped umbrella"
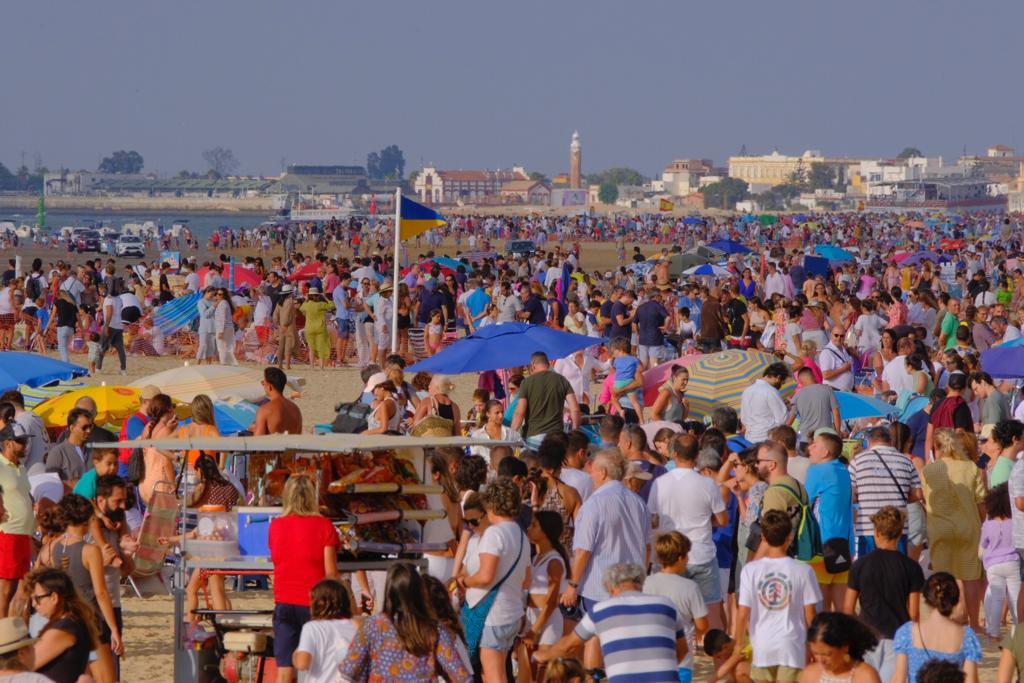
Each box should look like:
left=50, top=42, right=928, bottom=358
left=683, top=349, right=795, bottom=419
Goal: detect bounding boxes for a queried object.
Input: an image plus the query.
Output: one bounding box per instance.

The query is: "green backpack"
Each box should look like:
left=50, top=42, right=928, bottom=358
left=771, top=482, right=822, bottom=561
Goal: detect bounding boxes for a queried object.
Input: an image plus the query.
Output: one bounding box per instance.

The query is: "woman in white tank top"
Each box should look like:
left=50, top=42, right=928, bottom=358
left=523, top=511, right=569, bottom=648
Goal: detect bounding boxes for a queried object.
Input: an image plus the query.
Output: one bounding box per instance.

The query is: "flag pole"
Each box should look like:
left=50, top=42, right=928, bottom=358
left=390, top=187, right=401, bottom=353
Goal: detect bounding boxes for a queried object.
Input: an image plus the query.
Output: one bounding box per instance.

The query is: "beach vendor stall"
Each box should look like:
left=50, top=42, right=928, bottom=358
left=114, top=431, right=518, bottom=683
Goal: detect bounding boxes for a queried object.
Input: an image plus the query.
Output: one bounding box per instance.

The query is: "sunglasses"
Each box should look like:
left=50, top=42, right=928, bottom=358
left=465, top=517, right=482, bottom=528
left=31, top=592, right=53, bottom=604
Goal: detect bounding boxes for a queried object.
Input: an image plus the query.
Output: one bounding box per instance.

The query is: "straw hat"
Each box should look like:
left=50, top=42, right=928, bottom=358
left=410, top=416, right=454, bottom=437
left=379, top=281, right=394, bottom=294
left=0, top=617, right=35, bottom=655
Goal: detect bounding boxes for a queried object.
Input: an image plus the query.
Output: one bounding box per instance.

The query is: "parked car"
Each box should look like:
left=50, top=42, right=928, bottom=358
left=507, top=240, right=536, bottom=258
left=115, top=234, right=146, bottom=258
left=76, top=230, right=101, bottom=253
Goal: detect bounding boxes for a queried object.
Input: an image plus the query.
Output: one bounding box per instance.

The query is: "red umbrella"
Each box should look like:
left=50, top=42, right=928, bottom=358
left=399, top=260, right=454, bottom=278
left=288, top=262, right=321, bottom=282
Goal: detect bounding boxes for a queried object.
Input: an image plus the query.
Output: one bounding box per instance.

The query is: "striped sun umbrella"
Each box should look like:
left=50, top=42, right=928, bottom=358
left=683, top=349, right=795, bottom=419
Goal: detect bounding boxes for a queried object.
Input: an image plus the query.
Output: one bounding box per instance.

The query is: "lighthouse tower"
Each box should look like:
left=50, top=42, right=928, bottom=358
left=569, top=131, right=582, bottom=189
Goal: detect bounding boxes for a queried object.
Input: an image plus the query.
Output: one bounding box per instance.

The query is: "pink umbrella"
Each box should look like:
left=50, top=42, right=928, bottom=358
left=642, top=355, right=701, bottom=407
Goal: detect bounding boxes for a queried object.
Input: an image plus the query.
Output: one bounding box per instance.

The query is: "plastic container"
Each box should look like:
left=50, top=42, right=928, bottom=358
left=237, top=506, right=282, bottom=557
left=184, top=506, right=239, bottom=559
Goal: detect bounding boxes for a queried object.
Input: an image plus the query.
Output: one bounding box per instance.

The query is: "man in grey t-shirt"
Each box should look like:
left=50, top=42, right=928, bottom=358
left=788, top=367, right=840, bottom=447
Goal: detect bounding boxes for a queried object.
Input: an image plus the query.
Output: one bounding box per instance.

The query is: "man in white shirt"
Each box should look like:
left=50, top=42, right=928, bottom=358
left=764, top=261, right=787, bottom=299
left=183, top=263, right=200, bottom=293
left=881, top=338, right=915, bottom=394
left=818, top=328, right=855, bottom=392
left=96, top=281, right=126, bottom=373
left=554, top=350, right=599, bottom=409
left=647, top=433, right=729, bottom=630
left=992, top=315, right=1022, bottom=345
left=739, top=363, right=790, bottom=442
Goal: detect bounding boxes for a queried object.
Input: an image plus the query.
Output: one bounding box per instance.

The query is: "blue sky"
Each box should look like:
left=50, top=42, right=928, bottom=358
left=4, top=1, right=1021, bottom=177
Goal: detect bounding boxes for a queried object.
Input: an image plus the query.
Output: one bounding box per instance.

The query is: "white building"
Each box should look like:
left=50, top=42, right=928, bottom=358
left=661, top=159, right=715, bottom=196
left=859, top=157, right=968, bottom=198
left=414, top=166, right=528, bottom=204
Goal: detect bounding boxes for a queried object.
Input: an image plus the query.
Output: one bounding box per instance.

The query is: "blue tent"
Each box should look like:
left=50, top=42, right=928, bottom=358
left=682, top=216, right=705, bottom=225
left=814, top=245, right=855, bottom=262
left=706, top=239, right=752, bottom=254
left=982, top=346, right=1024, bottom=379
left=0, top=352, right=88, bottom=394
left=407, top=322, right=603, bottom=374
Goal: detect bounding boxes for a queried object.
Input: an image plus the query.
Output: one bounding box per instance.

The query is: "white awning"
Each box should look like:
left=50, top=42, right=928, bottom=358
left=114, top=432, right=520, bottom=453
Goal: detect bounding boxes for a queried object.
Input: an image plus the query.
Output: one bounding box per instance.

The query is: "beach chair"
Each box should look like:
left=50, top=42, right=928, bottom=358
left=128, top=480, right=178, bottom=598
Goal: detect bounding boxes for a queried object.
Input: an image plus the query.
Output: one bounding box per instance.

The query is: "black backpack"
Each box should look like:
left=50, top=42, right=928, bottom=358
left=25, top=274, right=41, bottom=301
left=126, top=448, right=146, bottom=485
left=332, top=401, right=373, bottom=434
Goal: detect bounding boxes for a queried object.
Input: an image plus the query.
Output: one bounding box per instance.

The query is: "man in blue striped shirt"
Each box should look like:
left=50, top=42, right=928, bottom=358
left=538, top=563, right=686, bottom=682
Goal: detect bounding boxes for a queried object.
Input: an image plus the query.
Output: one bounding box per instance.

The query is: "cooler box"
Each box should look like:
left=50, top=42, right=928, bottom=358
left=237, top=507, right=282, bottom=557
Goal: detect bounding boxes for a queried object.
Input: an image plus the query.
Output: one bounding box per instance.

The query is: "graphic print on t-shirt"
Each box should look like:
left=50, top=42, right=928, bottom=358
left=757, top=571, right=791, bottom=610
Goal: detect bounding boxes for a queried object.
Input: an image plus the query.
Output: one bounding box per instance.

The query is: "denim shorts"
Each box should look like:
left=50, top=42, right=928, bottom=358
left=683, top=559, right=723, bottom=605
left=480, top=620, right=520, bottom=652
left=272, top=602, right=311, bottom=667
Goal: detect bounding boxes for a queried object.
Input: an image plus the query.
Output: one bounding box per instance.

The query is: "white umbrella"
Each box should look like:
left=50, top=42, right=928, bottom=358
left=131, top=363, right=304, bottom=403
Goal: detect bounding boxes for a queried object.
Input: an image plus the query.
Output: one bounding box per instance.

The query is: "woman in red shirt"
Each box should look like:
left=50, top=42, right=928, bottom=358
left=269, top=475, right=339, bottom=683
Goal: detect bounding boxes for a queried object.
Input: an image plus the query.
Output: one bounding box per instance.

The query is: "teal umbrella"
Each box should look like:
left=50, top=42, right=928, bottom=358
left=814, top=245, right=855, bottom=262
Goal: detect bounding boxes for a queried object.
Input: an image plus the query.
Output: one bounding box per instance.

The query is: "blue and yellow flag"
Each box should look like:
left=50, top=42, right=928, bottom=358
left=399, top=195, right=447, bottom=240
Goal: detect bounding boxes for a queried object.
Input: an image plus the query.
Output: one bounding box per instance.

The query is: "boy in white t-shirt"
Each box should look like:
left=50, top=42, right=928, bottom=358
left=643, top=531, right=709, bottom=683
left=294, top=579, right=359, bottom=683
left=733, top=509, right=821, bottom=682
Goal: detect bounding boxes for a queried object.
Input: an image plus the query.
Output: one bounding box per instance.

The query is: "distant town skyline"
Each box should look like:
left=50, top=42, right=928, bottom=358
left=5, top=1, right=1023, bottom=178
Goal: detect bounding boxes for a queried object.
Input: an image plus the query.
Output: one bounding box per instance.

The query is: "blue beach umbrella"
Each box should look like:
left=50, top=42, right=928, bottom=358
left=407, top=323, right=602, bottom=374
left=180, top=400, right=259, bottom=435
left=982, top=346, right=1024, bottom=379
left=835, top=391, right=897, bottom=420
left=682, top=216, right=705, bottom=225
left=814, top=245, right=855, bottom=262
left=0, top=352, right=88, bottom=394
left=433, top=256, right=469, bottom=272
left=683, top=264, right=731, bottom=277
left=152, top=292, right=202, bottom=336
left=707, top=239, right=752, bottom=255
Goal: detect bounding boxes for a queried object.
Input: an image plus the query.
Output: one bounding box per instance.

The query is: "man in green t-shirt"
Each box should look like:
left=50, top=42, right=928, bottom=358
left=510, top=351, right=582, bottom=448
left=939, top=298, right=961, bottom=351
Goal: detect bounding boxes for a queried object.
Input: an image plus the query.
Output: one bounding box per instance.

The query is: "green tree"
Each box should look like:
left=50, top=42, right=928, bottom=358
left=702, top=177, right=749, bottom=209
left=202, top=146, right=239, bottom=177
left=586, top=167, right=645, bottom=187
left=98, top=150, right=144, bottom=174
left=528, top=171, right=548, bottom=182
left=367, top=145, right=405, bottom=179
left=598, top=182, right=619, bottom=204
left=809, top=162, right=836, bottom=190
left=897, top=147, right=923, bottom=159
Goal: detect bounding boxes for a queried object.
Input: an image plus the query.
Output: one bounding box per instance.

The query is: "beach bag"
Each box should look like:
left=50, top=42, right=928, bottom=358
left=331, top=401, right=372, bottom=434
left=772, top=482, right=822, bottom=561
left=822, top=537, right=852, bottom=574
left=460, top=531, right=524, bottom=670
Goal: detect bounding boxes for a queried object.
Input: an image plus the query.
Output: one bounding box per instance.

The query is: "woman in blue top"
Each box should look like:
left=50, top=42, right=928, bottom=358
left=805, top=431, right=854, bottom=613
left=891, top=572, right=981, bottom=683
left=738, top=268, right=757, bottom=300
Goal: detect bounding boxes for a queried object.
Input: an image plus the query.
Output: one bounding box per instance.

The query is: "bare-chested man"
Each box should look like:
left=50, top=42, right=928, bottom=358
left=254, top=367, right=302, bottom=436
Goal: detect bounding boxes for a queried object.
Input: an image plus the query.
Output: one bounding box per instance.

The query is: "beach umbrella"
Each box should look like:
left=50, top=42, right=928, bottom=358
left=683, top=264, right=731, bottom=277
left=131, top=364, right=305, bottom=403
left=682, top=350, right=795, bottom=418
left=642, top=356, right=701, bottom=406
left=180, top=399, right=258, bottom=435
left=407, top=322, right=602, bottom=374
left=0, top=352, right=89, bottom=394
left=1000, top=336, right=1024, bottom=348
left=982, top=346, right=1024, bottom=379
left=200, top=264, right=262, bottom=290
left=34, top=386, right=190, bottom=429
left=287, top=262, right=321, bottom=282
left=706, top=239, right=752, bottom=255
left=901, top=251, right=941, bottom=267
left=682, top=216, right=704, bottom=225
left=899, top=395, right=930, bottom=422
left=17, top=380, right=87, bottom=410
left=835, top=391, right=897, bottom=420
left=758, top=215, right=778, bottom=225
left=814, top=245, right=855, bottom=262
left=433, top=256, right=469, bottom=272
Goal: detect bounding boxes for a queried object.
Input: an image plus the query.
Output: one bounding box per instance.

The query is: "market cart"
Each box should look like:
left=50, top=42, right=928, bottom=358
left=115, top=432, right=518, bottom=683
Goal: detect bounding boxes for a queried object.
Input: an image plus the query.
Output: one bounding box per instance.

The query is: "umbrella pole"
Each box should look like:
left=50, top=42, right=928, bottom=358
left=390, top=188, right=401, bottom=354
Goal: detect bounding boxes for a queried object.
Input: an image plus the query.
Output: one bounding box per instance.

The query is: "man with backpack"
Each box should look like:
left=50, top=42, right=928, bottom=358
left=754, top=441, right=820, bottom=563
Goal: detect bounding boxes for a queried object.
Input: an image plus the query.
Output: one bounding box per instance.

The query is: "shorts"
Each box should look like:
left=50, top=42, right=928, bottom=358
left=907, top=502, right=927, bottom=547
left=0, top=533, right=31, bottom=580
left=749, top=665, right=802, bottom=682
left=335, top=319, right=353, bottom=338
left=480, top=621, right=519, bottom=652
left=637, top=344, right=664, bottom=364
left=683, top=559, right=723, bottom=605
left=272, top=602, right=311, bottom=667
left=810, top=559, right=848, bottom=585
